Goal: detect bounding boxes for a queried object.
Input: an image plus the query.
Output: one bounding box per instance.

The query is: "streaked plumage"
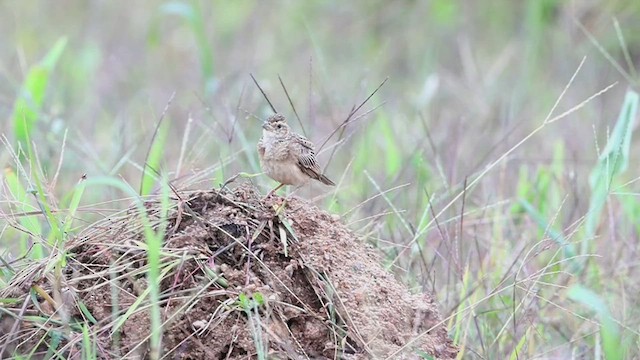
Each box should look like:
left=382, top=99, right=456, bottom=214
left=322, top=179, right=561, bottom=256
left=257, top=114, right=335, bottom=194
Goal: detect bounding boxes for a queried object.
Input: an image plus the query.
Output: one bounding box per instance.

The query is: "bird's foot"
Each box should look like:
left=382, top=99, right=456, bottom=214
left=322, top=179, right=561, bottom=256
left=262, top=183, right=285, bottom=201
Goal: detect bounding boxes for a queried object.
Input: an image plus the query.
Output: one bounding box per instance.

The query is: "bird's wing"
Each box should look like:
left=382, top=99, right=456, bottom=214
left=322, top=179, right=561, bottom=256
left=292, top=134, right=323, bottom=178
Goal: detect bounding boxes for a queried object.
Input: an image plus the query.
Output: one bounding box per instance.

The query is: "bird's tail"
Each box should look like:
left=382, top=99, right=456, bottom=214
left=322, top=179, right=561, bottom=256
left=319, top=174, right=335, bottom=186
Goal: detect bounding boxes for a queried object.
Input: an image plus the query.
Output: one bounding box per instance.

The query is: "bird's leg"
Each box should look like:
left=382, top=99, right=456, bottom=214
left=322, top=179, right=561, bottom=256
left=266, top=183, right=285, bottom=198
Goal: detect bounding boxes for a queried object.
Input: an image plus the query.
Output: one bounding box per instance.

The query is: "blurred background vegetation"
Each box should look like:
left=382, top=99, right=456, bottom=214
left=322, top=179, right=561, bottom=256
left=1, top=0, right=640, bottom=358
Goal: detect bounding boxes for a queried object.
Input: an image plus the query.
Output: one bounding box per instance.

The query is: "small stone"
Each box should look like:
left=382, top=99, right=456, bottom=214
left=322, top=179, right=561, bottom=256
left=285, top=263, right=295, bottom=277
left=192, top=320, right=207, bottom=330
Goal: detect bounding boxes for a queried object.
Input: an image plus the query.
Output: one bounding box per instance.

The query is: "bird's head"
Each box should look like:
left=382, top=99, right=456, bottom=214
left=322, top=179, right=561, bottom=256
left=262, top=114, right=290, bottom=137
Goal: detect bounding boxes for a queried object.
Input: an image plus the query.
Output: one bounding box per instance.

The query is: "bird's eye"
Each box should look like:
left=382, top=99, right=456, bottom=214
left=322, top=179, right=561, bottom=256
left=276, top=124, right=282, bottom=129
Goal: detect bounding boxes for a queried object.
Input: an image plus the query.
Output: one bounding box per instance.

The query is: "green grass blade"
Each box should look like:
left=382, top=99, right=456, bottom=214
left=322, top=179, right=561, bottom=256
left=140, top=121, right=170, bottom=196
left=519, top=199, right=577, bottom=260
left=146, top=179, right=170, bottom=360
left=4, top=167, right=43, bottom=257
left=78, top=301, right=98, bottom=325
left=161, top=1, right=215, bottom=94
left=25, top=136, right=63, bottom=247
left=568, top=285, right=623, bottom=360
left=82, top=324, right=97, bottom=360
left=378, top=114, right=401, bottom=177
left=509, top=326, right=531, bottom=360
left=62, top=176, right=87, bottom=236
left=585, top=89, right=638, bottom=249
left=12, top=37, right=67, bottom=150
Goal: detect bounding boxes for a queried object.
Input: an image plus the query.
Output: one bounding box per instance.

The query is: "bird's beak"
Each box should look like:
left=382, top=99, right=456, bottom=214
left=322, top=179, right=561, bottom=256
left=262, top=122, right=269, bottom=130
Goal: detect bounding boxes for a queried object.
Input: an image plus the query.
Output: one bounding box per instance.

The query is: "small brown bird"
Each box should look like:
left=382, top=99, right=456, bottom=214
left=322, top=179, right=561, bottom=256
left=257, top=114, right=335, bottom=196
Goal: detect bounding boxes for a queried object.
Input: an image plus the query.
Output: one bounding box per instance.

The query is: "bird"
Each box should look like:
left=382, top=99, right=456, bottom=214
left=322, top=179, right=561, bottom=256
left=257, top=113, right=335, bottom=197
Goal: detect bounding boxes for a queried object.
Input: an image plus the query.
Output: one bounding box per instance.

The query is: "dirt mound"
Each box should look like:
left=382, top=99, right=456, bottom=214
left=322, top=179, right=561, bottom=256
left=0, top=184, right=457, bottom=359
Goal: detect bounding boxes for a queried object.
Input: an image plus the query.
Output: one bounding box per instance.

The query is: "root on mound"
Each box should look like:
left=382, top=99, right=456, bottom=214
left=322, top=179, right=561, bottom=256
left=0, top=184, right=457, bottom=359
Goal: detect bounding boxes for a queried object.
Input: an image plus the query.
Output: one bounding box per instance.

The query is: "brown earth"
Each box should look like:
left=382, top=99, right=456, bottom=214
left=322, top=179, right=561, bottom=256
left=0, top=184, right=457, bottom=359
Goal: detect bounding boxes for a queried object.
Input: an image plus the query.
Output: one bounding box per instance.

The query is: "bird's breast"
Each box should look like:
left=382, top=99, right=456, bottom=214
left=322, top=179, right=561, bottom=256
left=260, top=136, right=289, bottom=160
left=261, top=158, right=308, bottom=186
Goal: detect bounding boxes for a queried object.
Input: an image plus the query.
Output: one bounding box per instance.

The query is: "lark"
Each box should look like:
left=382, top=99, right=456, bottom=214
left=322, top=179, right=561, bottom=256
left=257, top=114, right=335, bottom=197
